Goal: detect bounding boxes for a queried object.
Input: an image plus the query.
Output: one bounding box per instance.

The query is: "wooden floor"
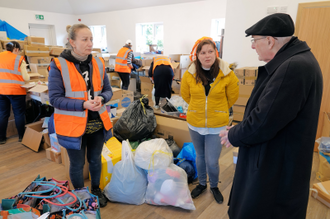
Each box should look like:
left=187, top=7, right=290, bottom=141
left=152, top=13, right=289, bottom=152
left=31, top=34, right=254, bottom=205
left=0, top=136, right=329, bottom=219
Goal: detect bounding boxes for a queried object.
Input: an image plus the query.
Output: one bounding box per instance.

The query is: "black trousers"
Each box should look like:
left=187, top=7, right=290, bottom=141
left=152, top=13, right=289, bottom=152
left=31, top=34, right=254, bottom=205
left=117, top=72, right=130, bottom=90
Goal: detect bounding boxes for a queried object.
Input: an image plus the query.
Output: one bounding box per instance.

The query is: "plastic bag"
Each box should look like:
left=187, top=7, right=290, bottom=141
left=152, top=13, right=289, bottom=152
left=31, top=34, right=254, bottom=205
left=134, top=138, right=173, bottom=170
left=104, top=140, right=147, bottom=205
left=145, top=163, right=196, bottom=210
left=176, top=142, right=198, bottom=180
left=169, top=96, right=189, bottom=114
left=113, top=97, right=157, bottom=142
left=316, top=137, right=330, bottom=153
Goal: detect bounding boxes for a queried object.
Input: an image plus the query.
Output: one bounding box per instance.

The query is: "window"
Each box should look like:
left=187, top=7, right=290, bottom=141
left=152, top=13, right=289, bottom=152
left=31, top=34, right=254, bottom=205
left=89, top=25, right=107, bottom=52
left=136, top=23, right=164, bottom=53
left=210, top=18, right=225, bottom=41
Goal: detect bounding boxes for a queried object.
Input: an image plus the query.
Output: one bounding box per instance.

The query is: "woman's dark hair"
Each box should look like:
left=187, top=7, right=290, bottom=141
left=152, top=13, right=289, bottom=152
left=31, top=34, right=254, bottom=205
left=6, top=41, right=21, bottom=52
left=194, top=39, right=219, bottom=85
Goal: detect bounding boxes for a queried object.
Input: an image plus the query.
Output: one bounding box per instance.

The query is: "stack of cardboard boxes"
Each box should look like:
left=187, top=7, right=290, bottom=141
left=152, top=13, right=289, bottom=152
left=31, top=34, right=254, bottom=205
left=233, top=67, right=258, bottom=122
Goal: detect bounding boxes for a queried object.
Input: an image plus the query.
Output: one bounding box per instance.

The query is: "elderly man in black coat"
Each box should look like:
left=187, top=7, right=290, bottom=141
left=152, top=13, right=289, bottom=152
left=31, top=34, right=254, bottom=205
left=220, top=13, right=323, bottom=218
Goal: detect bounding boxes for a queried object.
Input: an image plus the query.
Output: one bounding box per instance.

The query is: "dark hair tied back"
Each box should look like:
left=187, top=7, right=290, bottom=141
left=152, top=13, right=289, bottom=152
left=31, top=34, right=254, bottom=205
left=6, top=41, right=21, bottom=52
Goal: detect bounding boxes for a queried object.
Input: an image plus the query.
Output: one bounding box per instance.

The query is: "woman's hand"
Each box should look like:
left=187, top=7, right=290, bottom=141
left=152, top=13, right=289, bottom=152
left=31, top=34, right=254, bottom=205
left=83, top=98, right=102, bottom=112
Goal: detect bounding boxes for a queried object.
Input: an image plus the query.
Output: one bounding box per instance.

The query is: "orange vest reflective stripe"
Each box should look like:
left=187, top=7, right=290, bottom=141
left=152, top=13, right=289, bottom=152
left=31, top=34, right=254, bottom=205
left=115, top=47, right=132, bottom=73
left=189, top=36, right=219, bottom=61
left=0, top=51, right=26, bottom=95
left=53, top=57, right=112, bottom=138
left=152, top=56, right=173, bottom=75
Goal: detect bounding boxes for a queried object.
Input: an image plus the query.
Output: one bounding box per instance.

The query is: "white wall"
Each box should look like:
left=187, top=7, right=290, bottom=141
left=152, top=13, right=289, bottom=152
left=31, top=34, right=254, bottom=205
left=223, top=0, right=329, bottom=68
left=77, top=0, right=227, bottom=55
left=0, top=7, right=76, bottom=46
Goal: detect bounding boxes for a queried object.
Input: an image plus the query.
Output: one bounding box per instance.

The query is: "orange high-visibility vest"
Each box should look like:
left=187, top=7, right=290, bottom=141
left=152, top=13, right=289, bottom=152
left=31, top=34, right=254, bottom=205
left=152, top=56, right=173, bottom=75
left=115, top=47, right=132, bottom=73
left=0, top=51, right=26, bottom=95
left=53, top=57, right=112, bottom=138
left=189, top=36, right=219, bottom=61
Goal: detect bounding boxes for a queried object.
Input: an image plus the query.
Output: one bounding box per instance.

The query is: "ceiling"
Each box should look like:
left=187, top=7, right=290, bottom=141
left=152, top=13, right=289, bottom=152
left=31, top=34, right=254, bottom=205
left=0, top=0, right=205, bottom=15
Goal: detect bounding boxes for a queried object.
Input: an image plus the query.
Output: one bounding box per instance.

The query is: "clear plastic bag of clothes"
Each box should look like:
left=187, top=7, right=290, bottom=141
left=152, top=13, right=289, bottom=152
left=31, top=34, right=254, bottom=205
left=113, top=96, right=157, bottom=142
left=104, top=140, right=147, bottom=205
left=145, top=163, right=196, bottom=210
left=317, top=137, right=330, bottom=153
left=134, top=138, right=173, bottom=170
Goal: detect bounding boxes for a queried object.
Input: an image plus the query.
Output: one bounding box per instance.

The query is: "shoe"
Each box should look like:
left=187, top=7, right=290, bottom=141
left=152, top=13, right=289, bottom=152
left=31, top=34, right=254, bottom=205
left=191, top=184, right=207, bottom=199
left=0, top=139, right=6, bottom=145
left=18, top=138, right=23, bottom=142
left=210, top=187, right=224, bottom=204
left=154, top=105, right=160, bottom=110
left=91, top=188, right=107, bottom=207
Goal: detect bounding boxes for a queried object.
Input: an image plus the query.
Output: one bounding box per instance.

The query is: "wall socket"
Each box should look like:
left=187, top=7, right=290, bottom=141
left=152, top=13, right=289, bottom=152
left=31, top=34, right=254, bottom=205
left=267, top=6, right=278, bottom=14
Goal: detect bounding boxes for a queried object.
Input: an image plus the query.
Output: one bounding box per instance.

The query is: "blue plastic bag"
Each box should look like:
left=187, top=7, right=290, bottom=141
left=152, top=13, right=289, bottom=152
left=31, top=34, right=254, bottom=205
left=176, top=142, right=197, bottom=180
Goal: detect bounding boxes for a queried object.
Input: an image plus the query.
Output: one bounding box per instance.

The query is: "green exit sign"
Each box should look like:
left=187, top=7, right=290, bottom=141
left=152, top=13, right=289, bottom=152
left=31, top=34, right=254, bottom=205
left=35, top=14, right=44, bottom=20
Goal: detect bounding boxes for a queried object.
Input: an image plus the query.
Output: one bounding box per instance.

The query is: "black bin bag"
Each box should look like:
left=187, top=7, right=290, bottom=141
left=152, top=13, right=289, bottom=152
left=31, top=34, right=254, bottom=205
left=113, top=96, right=157, bottom=142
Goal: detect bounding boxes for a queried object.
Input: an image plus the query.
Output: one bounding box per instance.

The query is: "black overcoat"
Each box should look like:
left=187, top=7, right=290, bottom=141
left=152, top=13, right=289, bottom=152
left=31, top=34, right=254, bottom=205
left=227, top=37, right=323, bottom=219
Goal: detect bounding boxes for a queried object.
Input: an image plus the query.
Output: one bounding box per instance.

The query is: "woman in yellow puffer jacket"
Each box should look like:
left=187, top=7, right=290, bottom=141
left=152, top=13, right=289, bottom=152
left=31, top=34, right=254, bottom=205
left=181, top=39, right=239, bottom=204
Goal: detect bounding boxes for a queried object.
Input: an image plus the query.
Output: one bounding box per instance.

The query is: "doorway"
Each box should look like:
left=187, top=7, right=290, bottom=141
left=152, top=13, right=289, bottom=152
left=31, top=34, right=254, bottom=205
left=28, top=24, right=56, bottom=45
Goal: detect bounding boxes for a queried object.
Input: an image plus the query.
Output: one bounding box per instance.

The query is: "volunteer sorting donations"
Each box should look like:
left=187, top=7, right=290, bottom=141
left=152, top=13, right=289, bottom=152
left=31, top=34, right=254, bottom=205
left=48, top=23, right=113, bottom=208
left=0, top=41, right=30, bottom=145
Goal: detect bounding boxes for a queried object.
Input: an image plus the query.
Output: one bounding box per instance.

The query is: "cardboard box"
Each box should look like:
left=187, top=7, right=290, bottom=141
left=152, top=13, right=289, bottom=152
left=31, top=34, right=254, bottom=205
left=1, top=40, right=27, bottom=50
left=245, top=67, right=258, bottom=77
left=49, top=47, right=65, bottom=56
left=322, top=112, right=330, bottom=137
left=28, top=56, right=52, bottom=64
left=233, top=147, right=239, bottom=164
left=154, top=114, right=190, bottom=148
left=233, top=112, right=244, bottom=122
left=21, top=120, right=49, bottom=152
left=311, top=180, right=330, bottom=208
left=244, top=77, right=257, bottom=86
left=121, top=90, right=134, bottom=108
left=26, top=36, right=45, bottom=46
left=235, top=68, right=245, bottom=77
left=99, top=137, right=122, bottom=189
left=238, top=77, right=244, bottom=85
left=110, top=88, right=123, bottom=101
left=128, top=78, right=136, bottom=92
left=93, top=48, right=102, bottom=53
left=28, top=84, right=48, bottom=98
left=235, top=85, right=254, bottom=106
left=24, top=45, right=49, bottom=57
left=61, top=146, right=90, bottom=186
left=108, top=72, right=120, bottom=80
left=46, top=148, right=62, bottom=164
left=140, top=76, right=154, bottom=106
left=110, top=80, right=121, bottom=88
left=233, top=105, right=246, bottom=114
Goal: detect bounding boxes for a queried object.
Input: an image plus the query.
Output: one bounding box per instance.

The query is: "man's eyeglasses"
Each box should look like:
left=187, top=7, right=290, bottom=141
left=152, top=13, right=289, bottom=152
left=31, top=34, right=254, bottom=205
left=251, top=37, right=267, bottom=44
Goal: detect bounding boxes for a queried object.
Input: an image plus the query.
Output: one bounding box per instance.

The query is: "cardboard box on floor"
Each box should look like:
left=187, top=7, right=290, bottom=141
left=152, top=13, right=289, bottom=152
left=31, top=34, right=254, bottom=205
left=28, top=84, right=50, bottom=105
left=49, top=47, right=65, bottom=56
left=140, top=76, right=154, bottom=106
left=21, top=120, right=50, bottom=152
left=322, top=112, right=330, bottom=137
left=235, top=85, right=254, bottom=106
left=311, top=180, right=330, bottom=208
left=61, top=146, right=89, bottom=188
left=105, top=88, right=134, bottom=109
left=154, top=114, right=190, bottom=148
left=46, top=148, right=62, bottom=164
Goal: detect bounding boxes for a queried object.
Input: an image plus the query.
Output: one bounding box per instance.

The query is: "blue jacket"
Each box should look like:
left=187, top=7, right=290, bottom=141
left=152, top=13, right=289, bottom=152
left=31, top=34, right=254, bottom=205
left=48, top=56, right=113, bottom=149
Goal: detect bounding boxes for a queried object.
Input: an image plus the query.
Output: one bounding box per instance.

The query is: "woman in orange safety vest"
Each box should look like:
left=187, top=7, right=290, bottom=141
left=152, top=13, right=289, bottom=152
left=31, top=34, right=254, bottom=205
left=48, top=24, right=112, bottom=208
left=0, top=41, right=30, bottom=144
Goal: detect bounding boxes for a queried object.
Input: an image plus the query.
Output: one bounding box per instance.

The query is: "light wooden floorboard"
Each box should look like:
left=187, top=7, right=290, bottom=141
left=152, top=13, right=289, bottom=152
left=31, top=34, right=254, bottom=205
left=0, top=135, right=328, bottom=218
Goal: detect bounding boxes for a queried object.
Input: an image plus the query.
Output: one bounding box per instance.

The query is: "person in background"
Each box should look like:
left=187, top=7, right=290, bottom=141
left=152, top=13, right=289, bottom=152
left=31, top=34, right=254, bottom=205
left=181, top=39, right=239, bottom=204
left=48, top=24, right=113, bottom=207
left=220, top=13, right=323, bottom=218
left=0, top=41, right=30, bottom=144
left=115, top=40, right=135, bottom=90
left=148, top=56, right=174, bottom=109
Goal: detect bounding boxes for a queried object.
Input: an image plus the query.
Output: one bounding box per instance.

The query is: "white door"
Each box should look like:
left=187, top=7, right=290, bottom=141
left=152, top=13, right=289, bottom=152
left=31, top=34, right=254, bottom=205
left=28, top=24, right=56, bottom=45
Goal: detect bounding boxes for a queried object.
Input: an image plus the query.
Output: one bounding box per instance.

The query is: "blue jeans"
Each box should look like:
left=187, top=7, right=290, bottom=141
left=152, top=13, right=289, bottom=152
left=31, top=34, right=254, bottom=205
left=189, top=128, right=222, bottom=188
left=0, top=95, right=26, bottom=140
left=66, top=129, right=104, bottom=189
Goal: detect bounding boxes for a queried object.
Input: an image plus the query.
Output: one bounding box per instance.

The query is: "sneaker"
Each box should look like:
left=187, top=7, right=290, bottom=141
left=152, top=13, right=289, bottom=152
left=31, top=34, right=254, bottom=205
left=191, top=184, right=207, bottom=199
left=210, top=187, right=224, bottom=204
left=154, top=105, right=160, bottom=110
left=0, top=139, right=6, bottom=145
left=91, top=188, right=107, bottom=207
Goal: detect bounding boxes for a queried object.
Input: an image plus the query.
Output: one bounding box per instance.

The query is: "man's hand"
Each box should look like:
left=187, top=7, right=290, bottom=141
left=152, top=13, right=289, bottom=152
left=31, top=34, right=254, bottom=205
left=219, top=126, right=234, bottom=148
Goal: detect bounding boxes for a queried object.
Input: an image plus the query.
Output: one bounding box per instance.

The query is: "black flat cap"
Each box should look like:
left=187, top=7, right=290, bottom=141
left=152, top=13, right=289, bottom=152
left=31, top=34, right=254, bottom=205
left=245, top=13, right=294, bottom=37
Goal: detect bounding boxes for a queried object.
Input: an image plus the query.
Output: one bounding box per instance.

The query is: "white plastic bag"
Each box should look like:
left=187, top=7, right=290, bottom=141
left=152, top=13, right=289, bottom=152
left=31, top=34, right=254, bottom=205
left=104, top=140, right=148, bottom=205
left=145, top=163, right=196, bottom=210
left=134, top=138, right=173, bottom=170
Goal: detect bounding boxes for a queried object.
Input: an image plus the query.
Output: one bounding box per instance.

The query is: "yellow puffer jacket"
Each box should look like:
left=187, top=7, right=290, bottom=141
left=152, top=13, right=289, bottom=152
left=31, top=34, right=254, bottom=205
left=181, top=58, right=239, bottom=128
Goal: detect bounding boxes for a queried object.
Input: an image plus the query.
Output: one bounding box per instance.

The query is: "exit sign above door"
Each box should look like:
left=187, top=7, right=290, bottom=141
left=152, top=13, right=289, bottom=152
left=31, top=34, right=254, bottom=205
left=35, top=15, right=44, bottom=20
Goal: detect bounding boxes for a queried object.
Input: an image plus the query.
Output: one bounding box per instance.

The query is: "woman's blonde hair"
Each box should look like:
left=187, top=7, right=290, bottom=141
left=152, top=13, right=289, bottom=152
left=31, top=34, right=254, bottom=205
left=67, top=24, right=90, bottom=49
